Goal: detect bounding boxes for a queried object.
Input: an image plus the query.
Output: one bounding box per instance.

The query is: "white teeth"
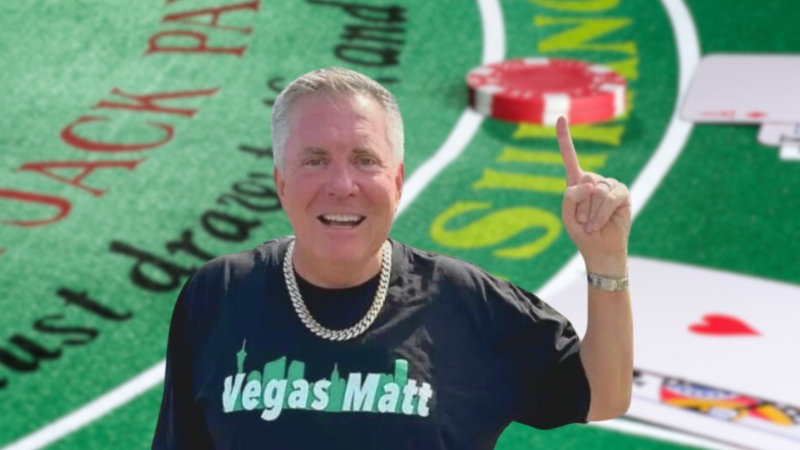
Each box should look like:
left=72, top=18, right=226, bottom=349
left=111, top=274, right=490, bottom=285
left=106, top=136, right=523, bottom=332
left=322, top=214, right=363, bottom=223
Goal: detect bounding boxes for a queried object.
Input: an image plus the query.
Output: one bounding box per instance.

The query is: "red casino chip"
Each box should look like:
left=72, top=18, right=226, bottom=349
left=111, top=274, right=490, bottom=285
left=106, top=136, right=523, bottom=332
left=470, top=96, right=621, bottom=125
left=467, top=58, right=626, bottom=123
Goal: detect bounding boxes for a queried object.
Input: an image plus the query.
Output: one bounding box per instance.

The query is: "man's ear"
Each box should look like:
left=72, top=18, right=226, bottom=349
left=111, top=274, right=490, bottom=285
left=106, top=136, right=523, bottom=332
left=274, top=166, right=286, bottom=201
left=395, top=162, right=404, bottom=202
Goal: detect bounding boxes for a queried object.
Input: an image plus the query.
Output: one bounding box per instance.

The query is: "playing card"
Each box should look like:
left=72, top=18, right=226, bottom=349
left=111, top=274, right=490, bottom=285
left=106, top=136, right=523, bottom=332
left=759, top=123, right=800, bottom=146
left=680, top=54, right=800, bottom=124
left=544, top=256, right=800, bottom=449
left=629, top=369, right=800, bottom=450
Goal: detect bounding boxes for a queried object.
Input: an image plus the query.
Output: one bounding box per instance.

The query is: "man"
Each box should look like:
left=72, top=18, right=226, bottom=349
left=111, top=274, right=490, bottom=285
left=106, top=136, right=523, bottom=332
left=152, top=67, right=633, bottom=449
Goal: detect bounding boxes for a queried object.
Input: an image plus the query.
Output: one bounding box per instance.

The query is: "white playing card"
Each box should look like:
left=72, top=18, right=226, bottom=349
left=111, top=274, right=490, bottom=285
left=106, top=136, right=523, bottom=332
left=758, top=123, right=800, bottom=146
left=544, top=256, right=800, bottom=449
left=628, top=370, right=800, bottom=450
left=680, top=54, right=800, bottom=124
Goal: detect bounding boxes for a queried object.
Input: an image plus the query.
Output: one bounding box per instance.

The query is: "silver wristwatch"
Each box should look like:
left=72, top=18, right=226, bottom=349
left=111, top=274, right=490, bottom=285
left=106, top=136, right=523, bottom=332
left=587, top=272, right=629, bottom=292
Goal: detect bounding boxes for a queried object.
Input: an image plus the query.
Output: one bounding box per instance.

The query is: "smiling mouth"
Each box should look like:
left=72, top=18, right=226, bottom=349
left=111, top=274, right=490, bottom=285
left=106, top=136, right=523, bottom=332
left=318, top=214, right=366, bottom=228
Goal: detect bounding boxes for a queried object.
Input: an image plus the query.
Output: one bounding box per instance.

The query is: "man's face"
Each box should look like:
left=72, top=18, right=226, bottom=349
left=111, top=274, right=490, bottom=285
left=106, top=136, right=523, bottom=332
left=274, top=93, right=404, bottom=266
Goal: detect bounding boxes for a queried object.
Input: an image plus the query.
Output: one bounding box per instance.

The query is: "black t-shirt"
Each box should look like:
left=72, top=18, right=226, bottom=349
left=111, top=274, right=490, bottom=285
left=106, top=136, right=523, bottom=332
left=152, top=237, right=590, bottom=450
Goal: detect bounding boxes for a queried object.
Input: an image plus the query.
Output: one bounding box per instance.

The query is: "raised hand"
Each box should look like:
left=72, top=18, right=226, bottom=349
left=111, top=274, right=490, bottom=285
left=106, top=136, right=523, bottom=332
left=557, top=117, right=631, bottom=276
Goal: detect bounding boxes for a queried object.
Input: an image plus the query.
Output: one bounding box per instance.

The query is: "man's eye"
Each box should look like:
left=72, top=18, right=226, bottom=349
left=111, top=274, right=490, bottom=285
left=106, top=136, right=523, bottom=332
left=304, top=158, right=325, bottom=166
left=356, top=157, right=377, bottom=166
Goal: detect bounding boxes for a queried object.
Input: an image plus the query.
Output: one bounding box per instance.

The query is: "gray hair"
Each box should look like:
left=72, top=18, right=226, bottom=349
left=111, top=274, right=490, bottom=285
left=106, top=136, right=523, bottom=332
left=270, top=67, right=404, bottom=171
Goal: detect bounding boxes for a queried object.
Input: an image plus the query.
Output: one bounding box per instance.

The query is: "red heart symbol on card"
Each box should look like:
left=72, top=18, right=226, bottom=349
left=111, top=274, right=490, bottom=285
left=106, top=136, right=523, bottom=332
left=689, top=314, right=760, bottom=336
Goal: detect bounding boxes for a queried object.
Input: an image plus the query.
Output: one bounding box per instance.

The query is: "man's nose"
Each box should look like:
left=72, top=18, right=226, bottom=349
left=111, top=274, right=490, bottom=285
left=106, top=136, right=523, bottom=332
left=326, top=161, right=359, bottom=198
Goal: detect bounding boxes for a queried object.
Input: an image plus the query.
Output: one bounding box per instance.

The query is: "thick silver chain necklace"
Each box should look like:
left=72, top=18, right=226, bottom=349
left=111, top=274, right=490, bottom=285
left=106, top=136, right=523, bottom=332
left=283, top=239, right=392, bottom=341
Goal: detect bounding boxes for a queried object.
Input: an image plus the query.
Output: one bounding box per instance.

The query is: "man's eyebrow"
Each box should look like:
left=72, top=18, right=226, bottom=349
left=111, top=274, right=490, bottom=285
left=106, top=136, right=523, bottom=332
left=351, top=147, right=377, bottom=156
left=299, top=147, right=329, bottom=156
left=299, top=147, right=383, bottom=160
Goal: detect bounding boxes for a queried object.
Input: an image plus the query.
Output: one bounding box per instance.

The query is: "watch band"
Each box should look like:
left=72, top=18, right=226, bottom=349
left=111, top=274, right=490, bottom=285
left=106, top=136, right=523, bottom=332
left=587, top=272, right=629, bottom=292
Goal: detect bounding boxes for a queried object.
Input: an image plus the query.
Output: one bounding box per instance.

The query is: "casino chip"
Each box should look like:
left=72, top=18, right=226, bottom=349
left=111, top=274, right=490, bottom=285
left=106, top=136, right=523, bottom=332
left=476, top=100, right=618, bottom=126
left=467, top=58, right=627, bottom=125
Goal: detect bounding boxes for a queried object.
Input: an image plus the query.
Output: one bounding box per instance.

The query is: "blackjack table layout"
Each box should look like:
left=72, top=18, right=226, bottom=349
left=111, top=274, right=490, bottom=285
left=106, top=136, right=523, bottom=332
left=1, top=1, right=799, bottom=449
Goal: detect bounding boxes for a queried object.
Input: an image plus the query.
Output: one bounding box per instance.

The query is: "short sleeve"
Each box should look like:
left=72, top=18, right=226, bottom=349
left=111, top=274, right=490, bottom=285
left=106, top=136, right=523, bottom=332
left=482, top=275, right=591, bottom=429
left=152, top=276, right=215, bottom=450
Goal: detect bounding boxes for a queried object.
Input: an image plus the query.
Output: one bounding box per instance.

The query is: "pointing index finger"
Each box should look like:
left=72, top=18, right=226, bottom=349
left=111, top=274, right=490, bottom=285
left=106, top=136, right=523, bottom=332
left=556, top=116, right=583, bottom=186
